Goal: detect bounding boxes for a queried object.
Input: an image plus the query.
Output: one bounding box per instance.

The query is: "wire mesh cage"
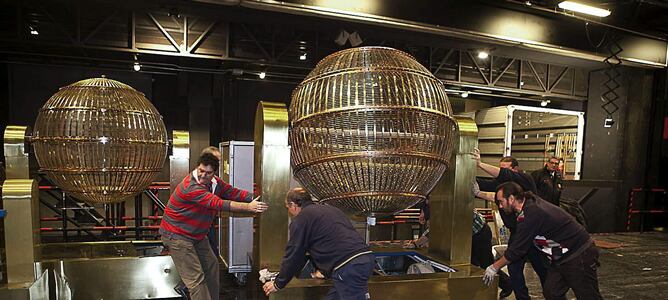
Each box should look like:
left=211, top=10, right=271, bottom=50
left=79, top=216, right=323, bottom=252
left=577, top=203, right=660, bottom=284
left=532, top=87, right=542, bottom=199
left=289, top=47, right=458, bottom=216
left=32, top=77, right=168, bottom=204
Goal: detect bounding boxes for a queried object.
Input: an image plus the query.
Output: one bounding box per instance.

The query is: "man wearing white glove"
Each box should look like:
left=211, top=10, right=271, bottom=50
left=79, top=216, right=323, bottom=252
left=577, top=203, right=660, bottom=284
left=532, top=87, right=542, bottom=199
left=482, top=265, right=499, bottom=286
left=483, top=182, right=602, bottom=300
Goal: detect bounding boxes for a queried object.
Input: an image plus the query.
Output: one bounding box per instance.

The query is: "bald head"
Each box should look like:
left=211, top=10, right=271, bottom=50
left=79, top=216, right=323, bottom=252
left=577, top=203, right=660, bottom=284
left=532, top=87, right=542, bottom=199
left=286, top=188, right=313, bottom=207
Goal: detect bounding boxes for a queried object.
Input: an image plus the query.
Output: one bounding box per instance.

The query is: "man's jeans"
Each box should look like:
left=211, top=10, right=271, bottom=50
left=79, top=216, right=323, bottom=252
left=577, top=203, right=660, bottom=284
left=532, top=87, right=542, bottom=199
left=325, top=254, right=375, bottom=300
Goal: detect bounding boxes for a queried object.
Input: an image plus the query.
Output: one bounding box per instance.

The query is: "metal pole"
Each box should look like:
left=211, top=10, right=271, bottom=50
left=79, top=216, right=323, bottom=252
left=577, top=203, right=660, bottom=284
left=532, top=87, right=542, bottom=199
left=135, top=194, right=142, bottom=240
left=62, top=191, right=68, bottom=242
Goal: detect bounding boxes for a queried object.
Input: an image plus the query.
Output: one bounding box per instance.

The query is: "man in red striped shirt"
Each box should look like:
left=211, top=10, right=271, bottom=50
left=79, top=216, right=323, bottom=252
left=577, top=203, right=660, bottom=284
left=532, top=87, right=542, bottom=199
left=160, top=153, right=268, bottom=300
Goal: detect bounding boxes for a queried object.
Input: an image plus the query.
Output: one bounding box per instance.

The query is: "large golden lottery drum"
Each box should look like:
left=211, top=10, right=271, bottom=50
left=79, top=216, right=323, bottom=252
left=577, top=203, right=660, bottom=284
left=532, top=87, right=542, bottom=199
left=289, top=47, right=458, bottom=215
left=33, top=77, right=168, bottom=204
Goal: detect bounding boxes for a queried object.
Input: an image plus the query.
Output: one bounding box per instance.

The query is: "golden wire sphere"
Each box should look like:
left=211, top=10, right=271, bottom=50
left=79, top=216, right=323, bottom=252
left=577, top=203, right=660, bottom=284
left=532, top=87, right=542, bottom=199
left=32, top=77, right=168, bottom=204
left=289, top=47, right=458, bottom=216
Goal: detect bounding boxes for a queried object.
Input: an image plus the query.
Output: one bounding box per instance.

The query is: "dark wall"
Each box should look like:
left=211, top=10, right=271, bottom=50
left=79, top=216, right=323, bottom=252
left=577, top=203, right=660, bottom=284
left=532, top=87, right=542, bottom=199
left=576, top=67, right=656, bottom=232
left=582, top=70, right=628, bottom=180
left=7, top=64, right=153, bottom=127
left=220, top=78, right=296, bottom=142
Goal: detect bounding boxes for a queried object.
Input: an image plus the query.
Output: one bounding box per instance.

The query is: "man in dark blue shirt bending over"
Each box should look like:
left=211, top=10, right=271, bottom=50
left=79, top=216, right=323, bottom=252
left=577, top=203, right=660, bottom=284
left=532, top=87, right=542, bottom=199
left=263, top=188, right=374, bottom=300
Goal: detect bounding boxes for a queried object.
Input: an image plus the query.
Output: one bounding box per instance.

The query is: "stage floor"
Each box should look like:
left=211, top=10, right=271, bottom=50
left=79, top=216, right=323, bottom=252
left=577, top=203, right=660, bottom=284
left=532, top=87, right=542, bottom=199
left=515, top=231, right=668, bottom=300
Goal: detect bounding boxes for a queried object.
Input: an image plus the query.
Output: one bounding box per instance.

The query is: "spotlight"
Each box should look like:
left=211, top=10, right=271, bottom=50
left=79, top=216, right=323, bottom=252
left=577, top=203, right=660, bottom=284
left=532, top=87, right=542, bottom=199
left=520, top=81, right=525, bottom=86
left=477, top=51, right=489, bottom=59
left=299, top=53, right=307, bottom=61
left=461, top=91, right=469, bottom=98
left=29, top=26, right=38, bottom=35
left=558, top=1, right=611, bottom=17
left=259, top=72, right=266, bottom=79
left=133, top=62, right=141, bottom=72
left=540, top=100, right=551, bottom=107
left=525, top=1, right=532, bottom=6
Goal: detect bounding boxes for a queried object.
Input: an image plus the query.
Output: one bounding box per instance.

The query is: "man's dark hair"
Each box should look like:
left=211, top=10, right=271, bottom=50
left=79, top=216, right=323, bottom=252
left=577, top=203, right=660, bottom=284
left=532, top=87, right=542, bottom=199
left=500, top=156, right=519, bottom=168
left=197, top=153, right=219, bottom=171
left=201, top=146, right=220, bottom=156
left=496, top=181, right=533, bottom=204
left=287, top=188, right=313, bottom=207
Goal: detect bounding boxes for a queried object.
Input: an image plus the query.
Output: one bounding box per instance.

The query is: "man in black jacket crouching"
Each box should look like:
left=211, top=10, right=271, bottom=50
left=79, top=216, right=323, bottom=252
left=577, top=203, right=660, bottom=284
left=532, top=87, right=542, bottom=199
left=263, top=188, right=374, bottom=300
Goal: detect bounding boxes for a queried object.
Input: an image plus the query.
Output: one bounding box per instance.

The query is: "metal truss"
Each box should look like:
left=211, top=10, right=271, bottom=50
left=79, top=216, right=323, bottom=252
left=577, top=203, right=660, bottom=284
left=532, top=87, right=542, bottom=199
left=426, top=48, right=588, bottom=101
left=0, top=0, right=588, bottom=100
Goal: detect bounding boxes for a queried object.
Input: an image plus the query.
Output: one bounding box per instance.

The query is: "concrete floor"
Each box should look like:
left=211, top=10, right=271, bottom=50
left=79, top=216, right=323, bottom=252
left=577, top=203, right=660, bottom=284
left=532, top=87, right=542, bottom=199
left=221, top=232, right=668, bottom=300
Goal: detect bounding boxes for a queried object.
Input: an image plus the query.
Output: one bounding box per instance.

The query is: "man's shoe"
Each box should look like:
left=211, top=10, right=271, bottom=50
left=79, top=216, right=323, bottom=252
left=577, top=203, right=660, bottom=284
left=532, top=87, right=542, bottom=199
left=499, top=288, right=513, bottom=298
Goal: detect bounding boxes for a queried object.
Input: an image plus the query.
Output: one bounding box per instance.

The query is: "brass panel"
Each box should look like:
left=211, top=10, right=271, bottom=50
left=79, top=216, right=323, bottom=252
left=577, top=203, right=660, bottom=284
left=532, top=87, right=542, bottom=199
left=3, top=125, right=30, bottom=179
left=271, top=265, right=496, bottom=300
left=254, top=101, right=291, bottom=270
left=429, top=117, right=478, bottom=265
left=289, top=47, right=457, bottom=216
left=32, top=77, right=168, bottom=204
left=38, top=241, right=139, bottom=260
left=170, top=130, right=190, bottom=195
left=36, top=256, right=181, bottom=299
left=2, top=179, right=40, bottom=284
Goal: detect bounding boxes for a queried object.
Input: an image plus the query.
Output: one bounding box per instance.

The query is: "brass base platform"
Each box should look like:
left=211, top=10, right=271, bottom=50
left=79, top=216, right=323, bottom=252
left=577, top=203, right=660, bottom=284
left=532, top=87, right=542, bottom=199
left=270, top=245, right=497, bottom=300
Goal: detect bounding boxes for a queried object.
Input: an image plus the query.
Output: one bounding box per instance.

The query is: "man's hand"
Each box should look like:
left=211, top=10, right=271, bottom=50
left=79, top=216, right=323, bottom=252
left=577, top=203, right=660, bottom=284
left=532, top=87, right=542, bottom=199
left=248, top=199, right=268, bottom=213
left=471, top=148, right=481, bottom=165
left=310, top=269, right=324, bottom=279
left=263, top=281, right=279, bottom=296
left=482, top=265, right=498, bottom=286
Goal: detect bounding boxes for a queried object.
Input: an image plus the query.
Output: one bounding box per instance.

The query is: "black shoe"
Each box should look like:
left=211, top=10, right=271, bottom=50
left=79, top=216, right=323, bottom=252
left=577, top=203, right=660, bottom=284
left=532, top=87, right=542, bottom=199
left=499, top=288, right=512, bottom=298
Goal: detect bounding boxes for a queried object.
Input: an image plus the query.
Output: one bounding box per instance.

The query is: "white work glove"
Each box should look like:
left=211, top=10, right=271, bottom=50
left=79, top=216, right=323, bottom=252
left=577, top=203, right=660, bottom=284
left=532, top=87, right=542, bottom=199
left=482, top=265, right=498, bottom=286
left=258, top=268, right=278, bottom=283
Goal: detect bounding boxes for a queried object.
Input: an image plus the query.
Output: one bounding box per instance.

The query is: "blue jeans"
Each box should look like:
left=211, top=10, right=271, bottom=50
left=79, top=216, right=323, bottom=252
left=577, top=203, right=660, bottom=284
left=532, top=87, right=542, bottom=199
left=507, top=246, right=548, bottom=300
left=325, top=254, right=375, bottom=300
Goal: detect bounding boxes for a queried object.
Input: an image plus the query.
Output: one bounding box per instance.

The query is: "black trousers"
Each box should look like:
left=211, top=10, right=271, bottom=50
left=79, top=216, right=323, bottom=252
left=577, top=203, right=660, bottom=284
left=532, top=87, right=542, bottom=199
left=543, top=245, right=603, bottom=300
left=507, top=232, right=548, bottom=300
left=325, top=254, right=375, bottom=300
left=471, top=224, right=511, bottom=291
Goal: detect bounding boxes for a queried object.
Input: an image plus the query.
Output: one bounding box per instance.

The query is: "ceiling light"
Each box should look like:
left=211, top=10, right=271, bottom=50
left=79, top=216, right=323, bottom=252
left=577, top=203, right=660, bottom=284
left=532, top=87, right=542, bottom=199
left=525, top=1, right=532, bottom=6
left=540, top=99, right=551, bottom=107
left=299, top=53, right=307, bottom=61
left=259, top=72, right=266, bottom=79
left=461, top=91, right=469, bottom=98
left=29, top=26, right=38, bottom=35
left=133, top=62, right=141, bottom=72
left=477, top=51, right=489, bottom=59
left=558, top=1, right=611, bottom=17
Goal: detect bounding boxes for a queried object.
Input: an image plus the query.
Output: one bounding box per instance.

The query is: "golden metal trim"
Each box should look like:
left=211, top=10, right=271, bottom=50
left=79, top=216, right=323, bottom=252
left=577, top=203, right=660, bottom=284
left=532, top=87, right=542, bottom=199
left=254, top=101, right=291, bottom=270
left=320, top=191, right=426, bottom=202
left=291, top=105, right=455, bottom=125
left=293, top=151, right=451, bottom=173
left=2, top=179, right=40, bottom=284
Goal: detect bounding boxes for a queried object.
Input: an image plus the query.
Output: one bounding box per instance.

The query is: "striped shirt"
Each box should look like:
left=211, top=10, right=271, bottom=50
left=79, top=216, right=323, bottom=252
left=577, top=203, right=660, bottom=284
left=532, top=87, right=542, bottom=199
left=159, top=172, right=253, bottom=241
left=473, top=210, right=486, bottom=235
